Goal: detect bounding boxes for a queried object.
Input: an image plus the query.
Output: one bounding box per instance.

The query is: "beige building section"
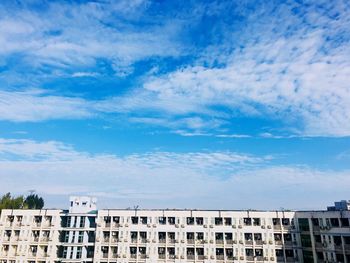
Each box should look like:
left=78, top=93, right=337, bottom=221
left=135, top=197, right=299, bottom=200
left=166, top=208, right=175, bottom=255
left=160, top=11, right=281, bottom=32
left=0, top=197, right=349, bottom=263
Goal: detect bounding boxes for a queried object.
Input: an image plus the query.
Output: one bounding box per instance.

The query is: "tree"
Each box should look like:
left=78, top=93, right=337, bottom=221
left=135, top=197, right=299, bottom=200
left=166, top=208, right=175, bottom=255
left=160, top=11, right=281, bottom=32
left=0, top=193, right=25, bottom=211
left=24, top=194, right=44, bottom=209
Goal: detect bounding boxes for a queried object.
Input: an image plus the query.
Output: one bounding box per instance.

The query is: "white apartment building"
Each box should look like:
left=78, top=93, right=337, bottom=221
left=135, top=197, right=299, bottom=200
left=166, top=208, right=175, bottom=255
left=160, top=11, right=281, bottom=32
left=0, top=197, right=349, bottom=263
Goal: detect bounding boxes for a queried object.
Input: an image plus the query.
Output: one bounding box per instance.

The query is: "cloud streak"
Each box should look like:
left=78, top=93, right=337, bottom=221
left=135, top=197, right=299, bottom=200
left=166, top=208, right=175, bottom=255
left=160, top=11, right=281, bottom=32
left=0, top=138, right=349, bottom=209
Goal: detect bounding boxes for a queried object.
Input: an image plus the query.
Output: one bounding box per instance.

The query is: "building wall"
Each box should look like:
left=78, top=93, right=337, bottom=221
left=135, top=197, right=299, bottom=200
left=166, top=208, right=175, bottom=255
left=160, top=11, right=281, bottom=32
left=0, top=208, right=349, bottom=263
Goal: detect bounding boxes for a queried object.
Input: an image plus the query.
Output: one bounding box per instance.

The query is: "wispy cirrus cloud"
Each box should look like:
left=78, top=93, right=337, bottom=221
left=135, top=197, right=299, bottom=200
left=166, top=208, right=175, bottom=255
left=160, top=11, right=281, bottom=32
left=0, top=137, right=348, bottom=209
left=0, top=0, right=349, bottom=138
left=0, top=0, right=184, bottom=76
left=123, top=1, right=350, bottom=136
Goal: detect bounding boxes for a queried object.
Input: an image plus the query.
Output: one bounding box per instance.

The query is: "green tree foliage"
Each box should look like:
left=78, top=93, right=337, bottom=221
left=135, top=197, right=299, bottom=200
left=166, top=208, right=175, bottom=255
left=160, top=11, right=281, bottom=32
left=0, top=193, right=25, bottom=211
left=0, top=193, right=45, bottom=213
left=24, top=194, right=44, bottom=209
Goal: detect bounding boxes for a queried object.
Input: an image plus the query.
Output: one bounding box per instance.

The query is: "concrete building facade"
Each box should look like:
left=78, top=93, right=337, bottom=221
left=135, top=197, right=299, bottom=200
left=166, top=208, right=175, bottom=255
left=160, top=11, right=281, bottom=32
left=0, top=197, right=349, bottom=263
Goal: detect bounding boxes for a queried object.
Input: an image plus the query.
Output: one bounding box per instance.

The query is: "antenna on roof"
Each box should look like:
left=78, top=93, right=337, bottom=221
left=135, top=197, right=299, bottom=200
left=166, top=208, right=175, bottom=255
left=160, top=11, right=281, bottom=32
left=134, top=205, right=139, bottom=216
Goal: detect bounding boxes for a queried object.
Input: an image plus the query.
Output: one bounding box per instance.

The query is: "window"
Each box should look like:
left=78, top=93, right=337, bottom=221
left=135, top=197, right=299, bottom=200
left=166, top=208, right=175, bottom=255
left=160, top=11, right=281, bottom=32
left=253, top=218, right=260, bottom=226
left=196, top=248, right=204, bottom=255
left=131, top=217, right=138, bottom=224
left=334, top=236, right=342, bottom=246
left=215, top=233, right=224, bottom=242
left=311, top=218, right=319, bottom=226
left=140, top=217, right=147, bottom=224
left=112, top=216, right=119, bottom=224
left=62, top=247, right=68, bottom=258
left=159, top=217, right=166, bottom=225
left=330, top=218, right=339, bottom=227
left=131, top=232, right=138, bottom=242
left=79, top=217, right=85, bottom=228
left=244, top=233, right=253, bottom=241
left=168, top=232, right=176, bottom=241
left=78, top=231, right=84, bottom=243
left=254, top=233, right=262, bottom=241
left=245, top=249, right=254, bottom=257
left=274, top=233, right=282, bottom=241
left=275, top=249, right=283, bottom=258
left=140, top=231, right=147, bottom=241
left=196, top=217, right=203, bottom=225
left=282, top=218, right=290, bottom=225
left=298, top=218, right=310, bottom=231
left=104, top=216, right=111, bottom=224
left=101, top=246, right=109, bottom=258
left=76, top=247, right=82, bottom=259
left=300, top=234, right=312, bottom=247
left=285, top=250, right=294, bottom=258
left=196, top=232, right=204, bottom=240
left=243, top=218, right=252, bottom=226
left=272, top=218, right=280, bottom=226
left=341, top=218, right=349, bottom=227
left=187, top=217, right=194, bottom=225
left=215, top=217, right=223, bottom=225
left=224, top=217, right=232, bottom=225
left=255, top=249, right=263, bottom=257
left=283, top=233, right=292, bottom=242
left=186, top=232, right=194, bottom=243
left=158, top=232, right=166, bottom=242
left=225, top=233, right=233, bottom=241
left=130, top=247, right=137, bottom=255
left=168, top=217, right=175, bottom=225
left=139, top=247, right=146, bottom=255
left=64, top=231, right=69, bottom=243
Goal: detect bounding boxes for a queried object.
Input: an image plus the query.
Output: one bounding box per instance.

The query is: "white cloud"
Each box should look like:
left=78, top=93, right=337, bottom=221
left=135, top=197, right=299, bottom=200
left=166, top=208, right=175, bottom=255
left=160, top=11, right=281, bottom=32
left=134, top=7, right=350, bottom=136
left=0, top=138, right=348, bottom=209
left=0, top=89, right=94, bottom=122
left=0, top=0, right=184, bottom=73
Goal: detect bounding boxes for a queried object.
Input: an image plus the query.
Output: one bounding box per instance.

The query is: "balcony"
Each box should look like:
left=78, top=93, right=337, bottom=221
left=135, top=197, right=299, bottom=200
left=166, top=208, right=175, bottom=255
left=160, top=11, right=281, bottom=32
left=40, top=237, right=50, bottom=243
left=216, top=255, right=224, bottom=260
left=216, top=239, right=224, bottom=245
left=255, top=240, right=263, bottom=246
left=187, top=239, right=195, bottom=244
left=187, top=254, right=195, bottom=260
left=246, top=256, right=254, bottom=261
left=158, top=254, right=166, bottom=259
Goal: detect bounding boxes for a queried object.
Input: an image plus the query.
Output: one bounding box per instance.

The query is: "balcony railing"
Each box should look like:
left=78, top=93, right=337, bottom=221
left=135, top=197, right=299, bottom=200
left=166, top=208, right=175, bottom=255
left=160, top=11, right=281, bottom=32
left=255, top=240, right=263, bottom=245
left=187, top=239, right=195, bottom=244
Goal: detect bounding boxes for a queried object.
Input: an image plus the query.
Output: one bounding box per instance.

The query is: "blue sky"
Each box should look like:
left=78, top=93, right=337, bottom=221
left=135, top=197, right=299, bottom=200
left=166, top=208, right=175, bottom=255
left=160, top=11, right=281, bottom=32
left=0, top=0, right=350, bottom=210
